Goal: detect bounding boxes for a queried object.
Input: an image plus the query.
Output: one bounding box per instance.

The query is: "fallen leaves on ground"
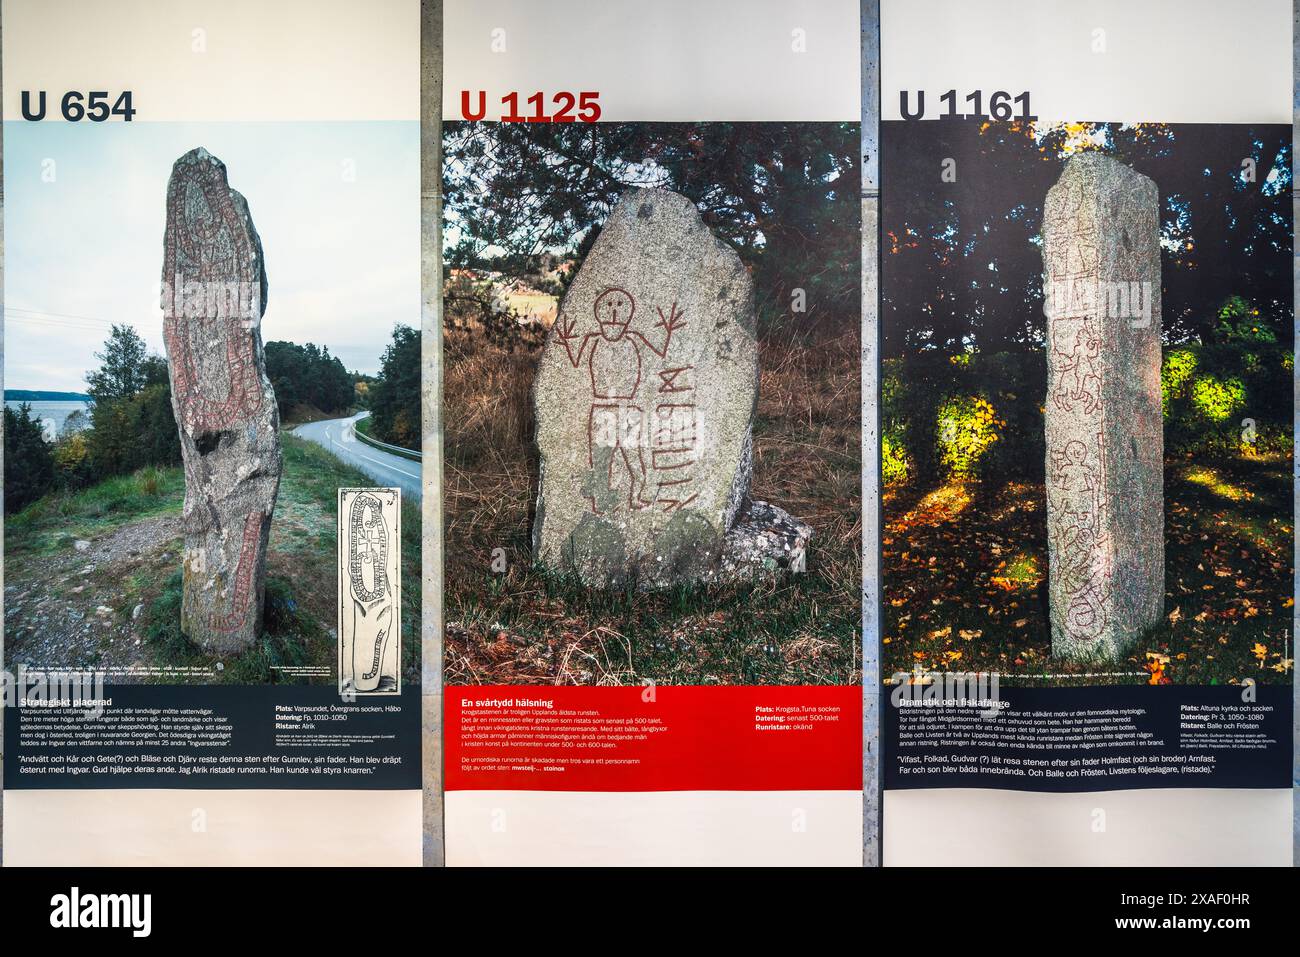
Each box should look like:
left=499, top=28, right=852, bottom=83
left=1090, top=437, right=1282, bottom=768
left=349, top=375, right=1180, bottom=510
left=883, top=452, right=1293, bottom=685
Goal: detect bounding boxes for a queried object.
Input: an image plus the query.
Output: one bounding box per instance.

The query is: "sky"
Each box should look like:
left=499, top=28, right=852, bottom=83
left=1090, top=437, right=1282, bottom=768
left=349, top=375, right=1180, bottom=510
left=4, top=120, right=419, bottom=392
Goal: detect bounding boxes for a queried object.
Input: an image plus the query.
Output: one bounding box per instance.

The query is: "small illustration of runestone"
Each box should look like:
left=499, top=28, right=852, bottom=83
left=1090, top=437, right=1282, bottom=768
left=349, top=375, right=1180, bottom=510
left=338, top=487, right=401, bottom=695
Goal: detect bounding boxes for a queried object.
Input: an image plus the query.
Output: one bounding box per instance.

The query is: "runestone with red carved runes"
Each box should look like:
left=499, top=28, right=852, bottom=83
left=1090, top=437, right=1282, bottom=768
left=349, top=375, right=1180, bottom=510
left=162, top=148, right=282, bottom=653
left=1041, top=153, right=1163, bottom=661
left=532, top=188, right=762, bottom=588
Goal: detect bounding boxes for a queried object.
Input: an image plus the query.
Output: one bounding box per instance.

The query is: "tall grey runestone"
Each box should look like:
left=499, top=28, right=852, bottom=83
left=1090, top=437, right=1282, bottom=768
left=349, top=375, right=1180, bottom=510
left=161, top=147, right=282, bottom=652
left=532, top=188, right=810, bottom=588
left=1041, top=153, right=1163, bottom=661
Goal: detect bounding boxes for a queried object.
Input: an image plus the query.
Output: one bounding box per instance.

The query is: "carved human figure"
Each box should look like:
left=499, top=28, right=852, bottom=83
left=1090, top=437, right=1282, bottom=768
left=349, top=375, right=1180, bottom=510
left=1050, top=319, right=1102, bottom=414
left=553, top=287, right=686, bottom=512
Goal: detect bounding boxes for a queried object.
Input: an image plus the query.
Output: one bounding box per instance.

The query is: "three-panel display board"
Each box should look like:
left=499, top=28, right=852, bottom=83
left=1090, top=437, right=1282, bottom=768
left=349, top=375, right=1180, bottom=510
left=0, top=0, right=1293, bottom=867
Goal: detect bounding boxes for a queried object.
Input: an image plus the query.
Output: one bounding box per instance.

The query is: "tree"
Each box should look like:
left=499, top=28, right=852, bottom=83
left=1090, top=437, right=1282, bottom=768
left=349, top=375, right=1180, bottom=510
left=84, top=384, right=181, bottom=480
left=265, top=340, right=358, bottom=419
left=86, top=324, right=151, bottom=403
left=142, top=354, right=171, bottom=388
left=132, top=384, right=182, bottom=468
left=881, top=120, right=1292, bottom=358
left=4, top=404, right=54, bottom=512
left=80, top=326, right=180, bottom=482
left=368, top=325, right=420, bottom=450
left=444, top=121, right=860, bottom=336
left=60, top=408, right=87, bottom=437
left=86, top=398, right=135, bottom=478
left=53, top=432, right=94, bottom=489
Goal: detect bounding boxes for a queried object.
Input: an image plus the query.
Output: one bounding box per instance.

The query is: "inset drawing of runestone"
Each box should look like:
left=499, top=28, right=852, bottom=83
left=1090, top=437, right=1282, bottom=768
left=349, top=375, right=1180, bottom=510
left=338, top=487, right=401, bottom=695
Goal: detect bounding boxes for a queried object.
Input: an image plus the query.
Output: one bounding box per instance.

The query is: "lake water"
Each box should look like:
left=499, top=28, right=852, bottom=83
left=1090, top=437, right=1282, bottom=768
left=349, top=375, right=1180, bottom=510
left=5, top=400, right=91, bottom=440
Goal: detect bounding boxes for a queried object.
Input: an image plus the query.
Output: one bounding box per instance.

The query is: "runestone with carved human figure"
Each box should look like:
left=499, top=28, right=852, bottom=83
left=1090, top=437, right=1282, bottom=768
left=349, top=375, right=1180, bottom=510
left=533, top=188, right=810, bottom=588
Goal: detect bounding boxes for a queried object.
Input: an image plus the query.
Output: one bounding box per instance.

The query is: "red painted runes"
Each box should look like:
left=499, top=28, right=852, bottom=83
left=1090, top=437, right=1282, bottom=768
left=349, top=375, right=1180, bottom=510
left=162, top=157, right=263, bottom=433
left=210, top=512, right=263, bottom=633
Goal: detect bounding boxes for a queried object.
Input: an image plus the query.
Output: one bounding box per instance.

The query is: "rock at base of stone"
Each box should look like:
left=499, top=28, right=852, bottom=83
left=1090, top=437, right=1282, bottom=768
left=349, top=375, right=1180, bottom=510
left=718, top=501, right=812, bottom=581
left=556, top=498, right=811, bottom=590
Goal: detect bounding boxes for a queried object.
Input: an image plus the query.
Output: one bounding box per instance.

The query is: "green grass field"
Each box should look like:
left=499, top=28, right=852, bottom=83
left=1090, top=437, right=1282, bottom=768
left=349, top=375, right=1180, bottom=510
left=6, top=466, right=186, bottom=557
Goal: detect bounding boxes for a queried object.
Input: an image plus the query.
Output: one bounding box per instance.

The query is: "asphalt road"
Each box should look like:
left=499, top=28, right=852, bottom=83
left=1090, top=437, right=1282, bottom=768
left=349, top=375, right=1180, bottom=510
left=293, top=411, right=422, bottom=503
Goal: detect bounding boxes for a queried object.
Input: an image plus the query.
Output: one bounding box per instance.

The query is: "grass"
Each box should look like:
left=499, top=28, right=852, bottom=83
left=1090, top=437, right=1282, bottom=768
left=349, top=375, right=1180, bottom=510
left=279, top=403, right=342, bottom=428
left=882, top=447, right=1294, bottom=686
left=142, top=572, right=326, bottom=682
left=4, top=434, right=421, bottom=685
left=6, top=466, right=185, bottom=557
left=443, top=317, right=861, bottom=686
left=504, top=291, right=557, bottom=324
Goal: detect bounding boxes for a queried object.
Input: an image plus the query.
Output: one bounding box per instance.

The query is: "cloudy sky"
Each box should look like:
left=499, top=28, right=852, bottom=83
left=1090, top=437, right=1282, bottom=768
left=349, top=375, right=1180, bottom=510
left=4, top=120, right=418, bottom=392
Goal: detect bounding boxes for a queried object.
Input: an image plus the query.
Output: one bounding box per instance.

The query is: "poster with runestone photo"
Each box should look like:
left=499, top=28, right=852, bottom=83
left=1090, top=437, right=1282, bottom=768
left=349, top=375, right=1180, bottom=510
left=442, top=118, right=858, bottom=695
left=338, top=488, right=402, bottom=696
left=439, top=14, right=863, bottom=866
left=1, top=2, right=425, bottom=868
left=878, top=2, right=1294, bottom=859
